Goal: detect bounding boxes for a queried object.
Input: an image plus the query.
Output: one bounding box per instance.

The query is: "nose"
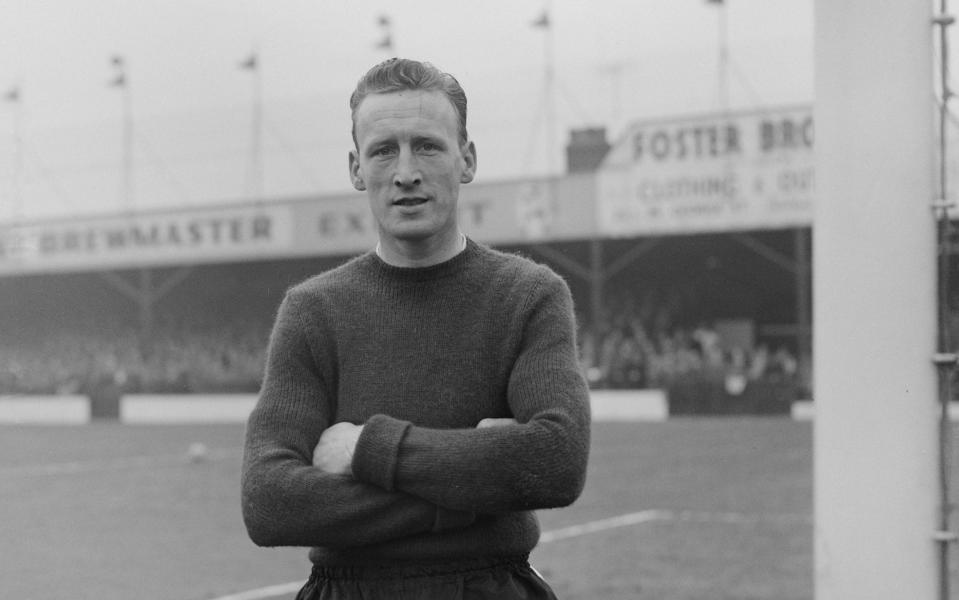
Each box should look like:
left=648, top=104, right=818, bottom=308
left=393, top=149, right=422, bottom=188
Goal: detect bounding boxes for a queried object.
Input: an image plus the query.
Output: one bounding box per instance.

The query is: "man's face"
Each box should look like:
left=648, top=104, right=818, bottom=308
left=349, top=90, right=476, bottom=248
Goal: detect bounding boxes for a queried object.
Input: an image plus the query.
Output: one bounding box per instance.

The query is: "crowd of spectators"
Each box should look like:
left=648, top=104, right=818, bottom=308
left=0, top=317, right=271, bottom=396
left=577, top=290, right=801, bottom=394
left=0, top=289, right=801, bottom=398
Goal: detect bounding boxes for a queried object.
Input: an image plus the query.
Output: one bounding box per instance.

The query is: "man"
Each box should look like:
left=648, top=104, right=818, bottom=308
left=242, top=58, right=591, bottom=599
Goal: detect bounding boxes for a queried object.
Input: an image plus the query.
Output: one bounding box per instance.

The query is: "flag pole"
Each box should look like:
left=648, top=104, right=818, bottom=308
left=109, top=56, right=134, bottom=213
left=709, top=0, right=730, bottom=112
left=251, top=50, right=263, bottom=202
left=124, top=76, right=133, bottom=213
left=5, top=87, right=23, bottom=221
left=529, top=3, right=555, bottom=175
left=14, top=92, right=22, bottom=221
left=238, top=50, right=264, bottom=205
left=719, top=2, right=729, bottom=111
left=543, top=1, right=555, bottom=176
left=242, top=0, right=264, bottom=203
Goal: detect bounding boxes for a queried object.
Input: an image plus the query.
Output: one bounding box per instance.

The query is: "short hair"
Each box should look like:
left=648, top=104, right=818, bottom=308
left=349, top=58, right=469, bottom=148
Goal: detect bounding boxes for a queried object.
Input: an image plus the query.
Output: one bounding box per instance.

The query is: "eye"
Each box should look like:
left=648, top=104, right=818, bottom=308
left=371, top=146, right=396, bottom=158
left=418, top=141, right=441, bottom=153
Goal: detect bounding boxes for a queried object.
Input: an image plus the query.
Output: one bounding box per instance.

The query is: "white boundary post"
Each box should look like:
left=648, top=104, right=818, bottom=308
left=814, top=1, right=939, bottom=599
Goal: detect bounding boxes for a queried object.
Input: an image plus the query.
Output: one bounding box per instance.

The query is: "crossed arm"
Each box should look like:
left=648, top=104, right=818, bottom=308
left=243, top=388, right=525, bottom=549
left=241, top=366, right=484, bottom=548
left=242, top=277, right=590, bottom=548
left=312, top=417, right=517, bottom=475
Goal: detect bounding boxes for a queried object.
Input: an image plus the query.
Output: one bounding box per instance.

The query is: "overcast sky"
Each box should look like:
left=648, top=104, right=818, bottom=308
left=0, top=0, right=815, bottom=221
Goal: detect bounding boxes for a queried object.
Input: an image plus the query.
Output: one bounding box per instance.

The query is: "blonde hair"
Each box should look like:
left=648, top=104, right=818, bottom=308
left=349, top=58, right=469, bottom=147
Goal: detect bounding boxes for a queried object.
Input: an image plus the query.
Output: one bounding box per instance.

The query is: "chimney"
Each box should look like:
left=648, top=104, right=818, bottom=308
left=565, top=127, right=611, bottom=173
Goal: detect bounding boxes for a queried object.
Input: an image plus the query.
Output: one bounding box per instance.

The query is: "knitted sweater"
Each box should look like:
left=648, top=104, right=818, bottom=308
left=241, top=239, right=591, bottom=566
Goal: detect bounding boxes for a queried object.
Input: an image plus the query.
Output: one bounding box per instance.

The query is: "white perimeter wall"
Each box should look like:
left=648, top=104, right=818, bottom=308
left=0, top=390, right=670, bottom=425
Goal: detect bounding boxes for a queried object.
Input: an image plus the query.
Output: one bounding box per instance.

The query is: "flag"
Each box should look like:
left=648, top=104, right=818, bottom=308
left=375, top=34, right=392, bottom=51
left=531, top=10, right=550, bottom=28
left=109, top=54, right=126, bottom=87
left=240, top=53, right=258, bottom=70
left=4, top=87, right=19, bottom=102
left=375, top=14, right=392, bottom=51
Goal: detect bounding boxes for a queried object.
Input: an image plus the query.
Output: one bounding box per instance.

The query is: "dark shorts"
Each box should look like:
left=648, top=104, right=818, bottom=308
left=295, top=556, right=558, bottom=600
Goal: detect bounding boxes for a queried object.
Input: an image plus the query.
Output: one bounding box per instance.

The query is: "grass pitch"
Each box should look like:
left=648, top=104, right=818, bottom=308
left=3, top=419, right=816, bottom=599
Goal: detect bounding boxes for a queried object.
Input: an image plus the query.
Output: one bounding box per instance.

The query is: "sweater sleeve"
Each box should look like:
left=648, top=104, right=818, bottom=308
left=241, top=290, right=475, bottom=548
left=351, top=271, right=591, bottom=514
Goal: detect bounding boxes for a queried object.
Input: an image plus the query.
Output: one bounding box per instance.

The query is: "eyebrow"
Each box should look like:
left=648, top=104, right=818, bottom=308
left=363, top=136, right=396, bottom=152
left=364, top=133, right=446, bottom=150
left=411, top=135, right=445, bottom=146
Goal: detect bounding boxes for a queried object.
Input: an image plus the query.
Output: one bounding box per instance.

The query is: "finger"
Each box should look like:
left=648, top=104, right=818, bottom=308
left=477, top=417, right=518, bottom=428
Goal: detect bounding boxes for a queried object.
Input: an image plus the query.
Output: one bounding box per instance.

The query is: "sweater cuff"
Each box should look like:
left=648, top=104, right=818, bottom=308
left=433, top=507, right=477, bottom=532
left=352, top=414, right=411, bottom=491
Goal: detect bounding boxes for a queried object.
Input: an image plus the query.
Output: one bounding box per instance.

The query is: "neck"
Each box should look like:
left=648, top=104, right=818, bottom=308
left=375, top=232, right=467, bottom=267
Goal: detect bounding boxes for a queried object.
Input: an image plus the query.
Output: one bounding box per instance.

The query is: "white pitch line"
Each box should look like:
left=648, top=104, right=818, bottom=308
left=537, top=509, right=674, bottom=543
left=206, top=582, right=304, bottom=600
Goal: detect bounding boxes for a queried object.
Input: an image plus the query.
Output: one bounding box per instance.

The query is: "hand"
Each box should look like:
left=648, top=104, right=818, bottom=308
left=313, top=422, right=364, bottom=475
left=476, top=417, right=518, bottom=429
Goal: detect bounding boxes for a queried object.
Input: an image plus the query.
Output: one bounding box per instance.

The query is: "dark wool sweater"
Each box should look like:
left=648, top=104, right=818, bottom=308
left=242, top=239, right=591, bottom=567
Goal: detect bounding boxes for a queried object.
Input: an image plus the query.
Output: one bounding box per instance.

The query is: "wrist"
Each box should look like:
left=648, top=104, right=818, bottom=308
left=352, top=414, right=411, bottom=491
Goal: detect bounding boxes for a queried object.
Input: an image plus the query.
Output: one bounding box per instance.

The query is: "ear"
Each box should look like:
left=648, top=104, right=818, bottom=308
left=460, top=141, right=477, bottom=184
left=348, top=150, right=366, bottom=191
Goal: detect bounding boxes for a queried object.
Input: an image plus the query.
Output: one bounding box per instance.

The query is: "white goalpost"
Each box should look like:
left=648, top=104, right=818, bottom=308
left=814, top=1, right=942, bottom=598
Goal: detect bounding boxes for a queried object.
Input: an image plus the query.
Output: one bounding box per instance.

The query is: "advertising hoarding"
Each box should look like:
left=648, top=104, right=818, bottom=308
left=0, top=205, right=295, bottom=275
left=597, top=105, right=814, bottom=236
left=0, top=175, right=598, bottom=276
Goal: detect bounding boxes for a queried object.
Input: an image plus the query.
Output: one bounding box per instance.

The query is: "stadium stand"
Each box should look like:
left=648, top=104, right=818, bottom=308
left=0, top=110, right=820, bottom=414
left=0, top=260, right=801, bottom=417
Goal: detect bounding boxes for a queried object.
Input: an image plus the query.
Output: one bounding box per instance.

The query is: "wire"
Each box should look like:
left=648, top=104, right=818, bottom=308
left=553, top=76, right=595, bottom=125
left=20, top=140, right=73, bottom=210
left=521, top=84, right=547, bottom=174
left=727, top=54, right=766, bottom=110
left=262, top=113, right=326, bottom=190
left=135, top=131, right=194, bottom=204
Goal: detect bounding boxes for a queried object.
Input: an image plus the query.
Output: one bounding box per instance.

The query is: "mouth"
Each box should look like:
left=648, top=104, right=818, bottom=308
left=392, top=197, right=429, bottom=207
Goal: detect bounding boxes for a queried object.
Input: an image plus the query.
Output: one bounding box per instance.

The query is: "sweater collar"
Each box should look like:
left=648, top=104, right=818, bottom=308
left=366, top=237, right=480, bottom=283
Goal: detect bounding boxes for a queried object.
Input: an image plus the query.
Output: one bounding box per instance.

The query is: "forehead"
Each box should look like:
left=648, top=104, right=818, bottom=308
left=353, top=90, right=459, bottom=143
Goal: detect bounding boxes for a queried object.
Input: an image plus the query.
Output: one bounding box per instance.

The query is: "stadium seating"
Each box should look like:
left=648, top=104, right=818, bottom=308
left=1, top=287, right=800, bottom=416
left=0, top=318, right=269, bottom=395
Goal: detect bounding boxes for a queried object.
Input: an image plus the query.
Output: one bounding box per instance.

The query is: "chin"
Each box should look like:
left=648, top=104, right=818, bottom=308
left=384, top=218, right=454, bottom=242
left=386, top=224, right=440, bottom=242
